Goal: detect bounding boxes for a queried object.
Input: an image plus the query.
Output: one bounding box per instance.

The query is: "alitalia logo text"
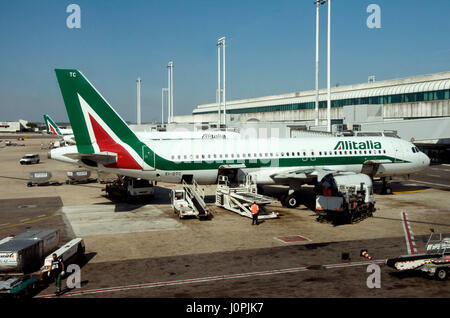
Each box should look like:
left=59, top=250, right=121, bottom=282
left=334, top=140, right=382, bottom=150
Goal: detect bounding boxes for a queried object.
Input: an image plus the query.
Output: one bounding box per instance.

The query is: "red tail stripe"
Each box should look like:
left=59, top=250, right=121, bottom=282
left=89, top=114, right=141, bottom=170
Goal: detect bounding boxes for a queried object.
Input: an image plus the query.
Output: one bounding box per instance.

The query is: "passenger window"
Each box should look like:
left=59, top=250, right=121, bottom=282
left=339, top=151, right=342, bottom=155
left=319, top=152, right=322, bottom=156
left=297, top=152, right=300, bottom=156
left=286, top=152, right=289, bottom=157
left=281, top=152, right=284, bottom=156
left=303, top=152, right=307, bottom=156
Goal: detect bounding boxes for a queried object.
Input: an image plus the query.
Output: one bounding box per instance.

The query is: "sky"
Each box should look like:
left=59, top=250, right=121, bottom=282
left=0, top=0, right=449, bottom=124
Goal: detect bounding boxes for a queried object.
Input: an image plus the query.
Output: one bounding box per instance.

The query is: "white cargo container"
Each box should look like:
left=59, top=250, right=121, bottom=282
left=14, top=230, right=60, bottom=256
left=0, top=239, right=44, bottom=273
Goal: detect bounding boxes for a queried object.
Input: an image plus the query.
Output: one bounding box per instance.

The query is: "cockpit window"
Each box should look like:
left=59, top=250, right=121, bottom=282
left=411, top=147, right=416, bottom=153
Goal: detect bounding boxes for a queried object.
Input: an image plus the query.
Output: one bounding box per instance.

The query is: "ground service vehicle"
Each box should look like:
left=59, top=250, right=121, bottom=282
left=19, top=154, right=40, bottom=165
left=315, top=173, right=375, bottom=223
left=387, top=232, right=450, bottom=280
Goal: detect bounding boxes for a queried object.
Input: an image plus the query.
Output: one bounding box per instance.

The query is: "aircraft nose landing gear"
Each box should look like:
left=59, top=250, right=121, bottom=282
left=380, top=177, right=393, bottom=195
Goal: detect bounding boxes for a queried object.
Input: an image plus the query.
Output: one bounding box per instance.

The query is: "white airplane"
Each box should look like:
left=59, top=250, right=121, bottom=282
left=49, top=69, right=430, bottom=207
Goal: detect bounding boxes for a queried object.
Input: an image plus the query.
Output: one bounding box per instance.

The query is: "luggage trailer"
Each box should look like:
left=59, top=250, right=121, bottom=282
left=215, top=175, right=279, bottom=219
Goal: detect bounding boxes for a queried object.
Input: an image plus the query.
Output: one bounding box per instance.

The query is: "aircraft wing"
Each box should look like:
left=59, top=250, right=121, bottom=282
left=64, top=152, right=117, bottom=165
left=269, top=166, right=339, bottom=185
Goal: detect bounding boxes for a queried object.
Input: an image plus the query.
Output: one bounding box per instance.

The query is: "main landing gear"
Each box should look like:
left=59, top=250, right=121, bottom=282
left=280, top=189, right=301, bottom=208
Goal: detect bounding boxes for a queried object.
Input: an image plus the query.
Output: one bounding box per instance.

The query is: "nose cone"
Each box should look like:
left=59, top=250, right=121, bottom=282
left=423, top=153, right=431, bottom=167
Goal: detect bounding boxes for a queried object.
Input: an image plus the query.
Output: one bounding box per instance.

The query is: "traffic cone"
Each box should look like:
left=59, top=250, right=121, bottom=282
left=360, top=249, right=373, bottom=260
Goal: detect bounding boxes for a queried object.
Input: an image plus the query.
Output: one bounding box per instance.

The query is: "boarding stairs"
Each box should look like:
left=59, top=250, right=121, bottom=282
left=182, top=179, right=210, bottom=218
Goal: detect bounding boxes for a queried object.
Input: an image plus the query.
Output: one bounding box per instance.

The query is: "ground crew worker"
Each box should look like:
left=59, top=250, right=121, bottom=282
left=49, top=253, right=65, bottom=296
left=251, top=201, right=259, bottom=225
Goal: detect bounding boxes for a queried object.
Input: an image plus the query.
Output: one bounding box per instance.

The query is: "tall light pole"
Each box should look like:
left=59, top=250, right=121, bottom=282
left=161, top=88, right=168, bottom=125
left=217, top=40, right=221, bottom=127
left=327, top=0, right=332, bottom=132
left=314, top=0, right=326, bottom=127
left=217, top=37, right=226, bottom=128
left=167, top=61, right=174, bottom=123
left=136, top=77, right=141, bottom=125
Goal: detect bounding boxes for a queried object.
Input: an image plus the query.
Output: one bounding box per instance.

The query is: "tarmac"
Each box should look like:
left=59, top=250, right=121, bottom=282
left=0, top=134, right=448, bottom=298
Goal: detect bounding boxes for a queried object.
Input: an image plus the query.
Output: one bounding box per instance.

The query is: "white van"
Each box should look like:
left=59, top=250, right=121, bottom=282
left=19, top=154, right=40, bottom=165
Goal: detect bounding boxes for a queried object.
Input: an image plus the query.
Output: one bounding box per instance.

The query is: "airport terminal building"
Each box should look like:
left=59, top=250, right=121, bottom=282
left=172, top=71, right=450, bottom=163
left=177, top=71, right=450, bottom=125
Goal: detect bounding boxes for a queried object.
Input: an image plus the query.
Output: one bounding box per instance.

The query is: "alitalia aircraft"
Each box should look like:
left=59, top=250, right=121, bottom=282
left=45, top=114, right=239, bottom=145
left=49, top=69, right=430, bottom=207
left=44, top=114, right=76, bottom=144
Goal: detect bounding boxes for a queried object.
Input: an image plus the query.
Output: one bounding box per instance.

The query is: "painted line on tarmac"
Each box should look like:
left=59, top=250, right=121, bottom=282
left=407, top=179, right=450, bottom=188
left=392, top=190, right=426, bottom=194
left=0, top=213, right=62, bottom=230
left=401, top=212, right=416, bottom=255
left=35, top=259, right=386, bottom=298
left=430, top=167, right=450, bottom=172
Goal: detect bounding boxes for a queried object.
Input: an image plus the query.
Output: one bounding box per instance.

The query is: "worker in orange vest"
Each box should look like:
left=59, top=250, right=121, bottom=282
left=251, top=201, right=259, bottom=225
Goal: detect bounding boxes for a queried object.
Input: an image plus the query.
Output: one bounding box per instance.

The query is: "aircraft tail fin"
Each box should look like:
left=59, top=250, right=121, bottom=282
left=54, top=69, right=153, bottom=170
left=43, top=114, right=62, bottom=136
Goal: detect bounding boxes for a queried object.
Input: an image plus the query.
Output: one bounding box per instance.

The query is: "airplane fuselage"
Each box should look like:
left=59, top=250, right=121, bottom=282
left=51, top=135, right=430, bottom=185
